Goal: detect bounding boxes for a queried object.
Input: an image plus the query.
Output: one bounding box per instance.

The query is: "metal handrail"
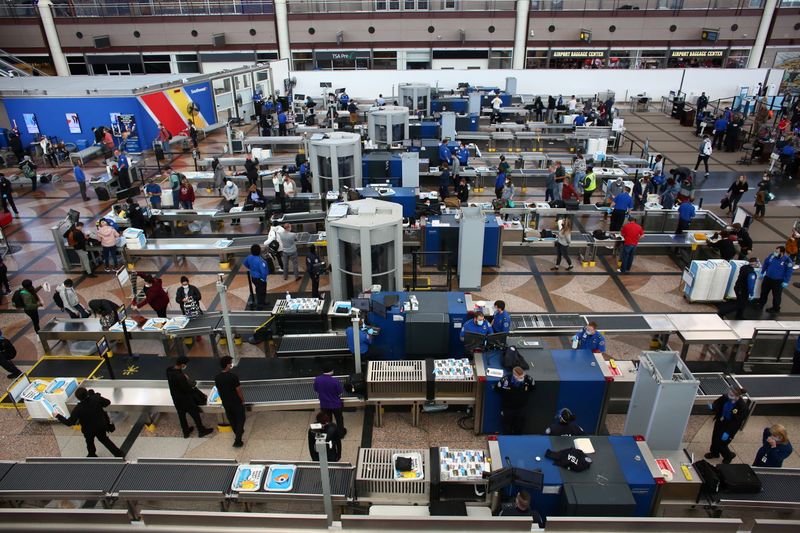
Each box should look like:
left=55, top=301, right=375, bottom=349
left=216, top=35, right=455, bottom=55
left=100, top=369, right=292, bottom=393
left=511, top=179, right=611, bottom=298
left=0, top=49, right=49, bottom=76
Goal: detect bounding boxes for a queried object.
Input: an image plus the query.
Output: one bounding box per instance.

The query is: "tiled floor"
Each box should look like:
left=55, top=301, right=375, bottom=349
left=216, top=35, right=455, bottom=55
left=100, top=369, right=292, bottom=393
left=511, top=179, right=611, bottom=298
left=0, top=105, right=798, bottom=492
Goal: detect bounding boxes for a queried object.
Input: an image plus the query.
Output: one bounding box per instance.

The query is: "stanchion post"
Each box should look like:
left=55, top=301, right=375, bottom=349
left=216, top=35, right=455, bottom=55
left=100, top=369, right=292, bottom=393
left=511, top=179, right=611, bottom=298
left=216, top=273, right=237, bottom=365
left=314, top=431, right=334, bottom=527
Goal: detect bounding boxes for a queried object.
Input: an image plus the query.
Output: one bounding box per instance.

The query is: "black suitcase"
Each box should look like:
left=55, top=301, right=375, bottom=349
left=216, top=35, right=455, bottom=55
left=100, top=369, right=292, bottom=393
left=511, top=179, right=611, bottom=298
left=692, top=459, right=721, bottom=497
left=565, top=199, right=580, bottom=210
left=716, top=464, right=762, bottom=494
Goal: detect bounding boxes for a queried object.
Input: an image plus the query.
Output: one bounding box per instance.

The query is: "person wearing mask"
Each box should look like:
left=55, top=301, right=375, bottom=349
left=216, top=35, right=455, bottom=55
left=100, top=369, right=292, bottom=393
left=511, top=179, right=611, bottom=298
left=731, top=223, right=753, bottom=259
left=114, top=149, right=131, bottom=189
left=753, top=425, right=793, bottom=468
left=709, top=230, right=737, bottom=261
left=501, top=176, right=515, bottom=205
left=345, top=317, right=372, bottom=358
left=277, top=110, right=288, bottom=136
left=553, top=161, right=566, bottom=200
left=632, top=176, right=645, bottom=210
left=725, top=114, right=743, bottom=153
left=605, top=176, right=624, bottom=203
left=438, top=161, right=451, bottom=200
left=178, top=177, right=195, bottom=209
left=0, top=256, right=10, bottom=297
left=455, top=141, right=470, bottom=176
left=675, top=198, right=696, bottom=236
left=718, top=257, right=758, bottom=321
left=279, top=223, right=299, bottom=281
left=156, top=123, right=172, bottom=161
left=572, top=322, right=605, bottom=354
left=244, top=153, right=259, bottom=187
left=144, top=177, right=162, bottom=209
left=283, top=174, right=297, bottom=199
left=338, top=91, right=350, bottom=110
left=696, top=92, right=708, bottom=114
left=299, top=159, right=312, bottom=193
left=438, top=139, right=453, bottom=169
left=97, top=219, right=120, bottom=272
left=56, top=279, right=89, bottom=318
left=222, top=180, right=240, bottom=225
left=713, top=114, right=729, bottom=151
left=545, top=408, right=585, bottom=436
left=460, top=311, right=491, bottom=349
left=456, top=176, right=470, bottom=204
left=754, top=186, right=767, bottom=220
left=491, top=300, right=511, bottom=334
left=306, top=244, right=323, bottom=299
left=582, top=166, right=597, bottom=204
left=759, top=246, right=794, bottom=314
left=562, top=181, right=579, bottom=203
left=308, top=411, right=342, bottom=461
left=212, top=157, right=226, bottom=194
left=55, top=387, right=124, bottom=458
left=694, top=135, right=712, bottom=177
left=0, top=329, right=21, bottom=379
left=494, top=366, right=535, bottom=435
left=175, top=276, right=202, bottom=315
left=272, top=171, right=286, bottom=211
left=215, top=355, right=245, bottom=447
left=244, top=184, right=266, bottom=210
left=619, top=217, right=645, bottom=274
left=66, top=222, right=95, bottom=278
left=498, top=490, right=545, bottom=528
left=550, top=217, right=574, bottom=272
left=132, top=274, right=169, bottom=318
left=313, top=364, right=347, bottom=437
left=573, top=113, right=587, bottom=127
left=19, top=155, right=37, bottom=192
left=705, top=386, right=748, bottom=464
left=243, top=244, right=269, bottom=310
left=494, top=170, right=507, bottom=200
left=167, top=356, right=214, bottom=438
left=726, top=175, right=749, bottom=215
left=609, top=186, right=633, bottom=232
left=572, top=152, right=586, bottom=191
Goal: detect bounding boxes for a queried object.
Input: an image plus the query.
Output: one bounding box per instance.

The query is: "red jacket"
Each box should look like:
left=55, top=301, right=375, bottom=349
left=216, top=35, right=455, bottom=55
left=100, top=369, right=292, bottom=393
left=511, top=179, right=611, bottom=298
left=135, top=278, right=169, bottom=311
left=562, top=183, right=580, bottom=201
left=179, top=184, right=195, bottom=203
left=620, top=221, right=644, bottom=246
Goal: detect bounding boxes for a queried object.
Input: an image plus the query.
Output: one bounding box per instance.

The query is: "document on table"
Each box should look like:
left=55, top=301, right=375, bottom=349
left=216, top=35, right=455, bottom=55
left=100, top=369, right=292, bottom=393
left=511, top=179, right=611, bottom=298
left=573, top=438, right=595, bottom=454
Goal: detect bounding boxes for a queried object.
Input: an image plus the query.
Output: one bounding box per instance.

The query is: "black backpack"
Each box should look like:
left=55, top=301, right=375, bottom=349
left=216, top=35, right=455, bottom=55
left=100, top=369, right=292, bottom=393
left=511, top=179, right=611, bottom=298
left=11, top=289, right=25, bottom=309
left=0, top=338, right=16, bottom=360
left=53, top=290, right=64, bottom=310
left=692, top=459, right=721, bottom=500
left=502, top=346, right=530, bottom=370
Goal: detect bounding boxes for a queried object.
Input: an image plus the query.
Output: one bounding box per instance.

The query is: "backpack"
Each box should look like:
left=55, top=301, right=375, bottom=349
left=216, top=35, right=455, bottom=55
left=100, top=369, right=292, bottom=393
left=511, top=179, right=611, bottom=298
left=66, top=228, right=78, bottom=247
left=502, top=346, right=530, bottom=370
left=0, top=337, right=16, bottom=360
left=702, top=141, right=712, bottom=156
left=53, top=290, right=64, bottom=310
left=11, top=289, right=25, bottom=309
left=692, top=459, right=721, bottom=500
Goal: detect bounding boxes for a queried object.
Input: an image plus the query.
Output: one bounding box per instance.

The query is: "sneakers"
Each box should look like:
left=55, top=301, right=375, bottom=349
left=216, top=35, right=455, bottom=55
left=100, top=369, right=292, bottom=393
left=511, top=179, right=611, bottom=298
left=722, top=453, right=736, bottom=464
left=232, top=441, right=244, bottom=448
left=766, top=307, right=780, bottom=313
left=183, top=427, right=195, bottom=438
left=704, top=452, right=720, bottom=460
left=549, top=266, right=559, bottom=271
left=566, top=265, right=574, bottom=271
left=198, top=427, right=213, bottom=438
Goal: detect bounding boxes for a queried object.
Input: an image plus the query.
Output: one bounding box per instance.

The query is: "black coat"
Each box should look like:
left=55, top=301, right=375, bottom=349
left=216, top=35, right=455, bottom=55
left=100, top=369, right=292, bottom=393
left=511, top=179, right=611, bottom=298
left=175, top=284, right=201, bottom=307
left=244, top=159, right=259, bottom=181
left=712, top=395, right=747, bottom=438
left=308, top=424, right=342, bottom=462
left=57, top=390, right=112, bottom=436
left=0, top=177, right=13, bottom=197
left=166, top=366, right=197, bottom=411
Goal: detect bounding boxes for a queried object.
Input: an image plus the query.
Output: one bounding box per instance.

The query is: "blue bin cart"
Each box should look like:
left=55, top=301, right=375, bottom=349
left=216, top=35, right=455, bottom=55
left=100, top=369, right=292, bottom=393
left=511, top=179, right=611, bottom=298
left=359, top=186, right=417, bottom=218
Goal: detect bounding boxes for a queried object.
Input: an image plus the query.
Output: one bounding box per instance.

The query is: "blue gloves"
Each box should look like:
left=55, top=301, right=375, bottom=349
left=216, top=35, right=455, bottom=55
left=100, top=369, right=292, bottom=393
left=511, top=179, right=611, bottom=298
left=722, top=432, right=730, bottom=442
left=707, top=403, right=713, bottom=410
left=782, top=282, right=789, bottom=288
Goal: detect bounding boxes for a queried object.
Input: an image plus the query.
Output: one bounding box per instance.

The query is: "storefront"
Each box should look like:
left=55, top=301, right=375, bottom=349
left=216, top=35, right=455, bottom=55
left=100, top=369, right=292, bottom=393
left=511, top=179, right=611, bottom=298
left=667, top=49, right=727, bottom=69
left=549, top=50, right=608, bottom=69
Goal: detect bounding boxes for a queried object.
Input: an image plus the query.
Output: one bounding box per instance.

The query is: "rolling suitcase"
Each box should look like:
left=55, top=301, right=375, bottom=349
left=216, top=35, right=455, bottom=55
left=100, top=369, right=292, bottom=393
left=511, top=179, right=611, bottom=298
left=716, top=464, right=762, bottom=494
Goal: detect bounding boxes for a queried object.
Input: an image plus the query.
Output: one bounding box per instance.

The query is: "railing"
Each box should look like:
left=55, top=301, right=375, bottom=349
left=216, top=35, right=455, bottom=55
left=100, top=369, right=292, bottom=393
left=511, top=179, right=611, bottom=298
left=0, top=0, right=779, bottom=18
left=0, top=49, right=49, bottom=76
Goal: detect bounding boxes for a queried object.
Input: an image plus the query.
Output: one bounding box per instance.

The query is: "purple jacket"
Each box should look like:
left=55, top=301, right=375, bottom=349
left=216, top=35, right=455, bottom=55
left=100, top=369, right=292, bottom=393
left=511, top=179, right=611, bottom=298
left=313, top=373, right=344, bottom=409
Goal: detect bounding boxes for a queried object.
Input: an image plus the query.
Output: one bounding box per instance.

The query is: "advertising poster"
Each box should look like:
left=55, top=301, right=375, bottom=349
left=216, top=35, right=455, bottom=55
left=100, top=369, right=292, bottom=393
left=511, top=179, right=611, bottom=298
left=23, top=113, right=39, bottom=134
left=66, top=113, right=81, bottom=134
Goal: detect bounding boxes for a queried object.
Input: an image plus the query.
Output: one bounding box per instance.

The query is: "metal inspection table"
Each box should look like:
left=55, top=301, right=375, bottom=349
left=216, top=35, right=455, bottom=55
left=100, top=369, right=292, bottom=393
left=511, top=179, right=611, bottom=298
left=37, top=318, right=168, bottom=356
left=276, top=333, right=350, bottom=357
left=236, top=460, right=354, bottom=506
left=0, top=458, right=126, bottom=502
left=208, top=376, right=360, bottom=410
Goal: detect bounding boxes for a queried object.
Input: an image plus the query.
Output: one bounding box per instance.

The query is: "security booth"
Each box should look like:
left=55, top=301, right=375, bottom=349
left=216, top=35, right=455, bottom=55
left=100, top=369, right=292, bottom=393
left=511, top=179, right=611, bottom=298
left=367, top=106, right=410, bottom=147
left=399, top=83, right=431, bottom=116
left=307, top=132, right=363, bottom=194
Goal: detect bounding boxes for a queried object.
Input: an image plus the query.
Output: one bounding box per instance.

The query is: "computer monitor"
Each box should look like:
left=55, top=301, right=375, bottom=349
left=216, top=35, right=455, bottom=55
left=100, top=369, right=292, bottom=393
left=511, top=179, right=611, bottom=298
left=487, top=467, right=514, bottom=493
left=67, top=209, right=80, bottom=223
left=383, top=295, right=400, bottom=309
left=487, top=332, right=508, bottom=349
left=372, top=299, right=387, bottom=319
left=513, top=468, right=544, bottom=491
left=463, top=331, right=487, bottom=351
left=351, top=297, right=371, bottom=312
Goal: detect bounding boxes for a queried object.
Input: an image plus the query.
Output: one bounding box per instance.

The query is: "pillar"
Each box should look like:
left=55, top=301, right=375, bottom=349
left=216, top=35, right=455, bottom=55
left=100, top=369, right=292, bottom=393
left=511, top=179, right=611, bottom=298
left=512, top=0, right=530, bottom=70
left=37, top=0, right=70, bottom=76
left=746, top=0, right=778, bottom=69
left=274, top=0, right=291, bottom=64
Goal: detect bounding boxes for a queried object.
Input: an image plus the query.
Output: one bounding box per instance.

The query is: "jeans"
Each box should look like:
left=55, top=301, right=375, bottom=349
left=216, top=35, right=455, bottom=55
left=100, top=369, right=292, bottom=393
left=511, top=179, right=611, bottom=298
left=282, top=251, right=299, bottom=279
left=171, top=189, right=179, bottom=207
left=555, top=242, right=572, bottom=267
left=179, top=200, right=193, bottom=209
left=102, top=246, right=118, bottom=268
left=573, top=171, right=585, bottom=191
left=545, top=185, right=555, bottom=202
left=554, top=181, right=564, bottom=201
left=694, top=155, right=710, bottom=174
left=620, top=244, right=636, bottom=272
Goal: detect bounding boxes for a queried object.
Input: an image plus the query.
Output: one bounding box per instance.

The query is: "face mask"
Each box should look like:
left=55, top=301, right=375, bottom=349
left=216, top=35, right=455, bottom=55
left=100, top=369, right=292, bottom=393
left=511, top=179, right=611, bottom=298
left=182, top=283, right=188, bottom=288
left=476, top=319, right=485, bottom=326
left=727, top=393, right=737, bottom=401
left=773, top=435, right=782, bottom=442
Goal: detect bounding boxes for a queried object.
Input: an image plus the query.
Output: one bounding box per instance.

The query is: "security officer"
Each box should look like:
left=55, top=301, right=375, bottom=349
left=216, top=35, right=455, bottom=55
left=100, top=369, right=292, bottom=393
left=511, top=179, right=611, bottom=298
left=706, top=386, right=748, bottom=464
left=494, top=366, right=535, bottom=435
left=718, top=257, right=758, bottom=320
left=545, top=408, right=585, bottom=436
left=609, top=186, right=633, bottom=232
left=438, top=138, right=453, bottom=169
left=492, top=300, right=511, bottom=334
left=572, top=321, right=606, bottom=353
left=460, top=310, right=491, bottom=344
left=758, top=246, right=794, bottom=314
left=582, top=166, right=597, bottom=205
left=675, top=198, right=696, bottom=236
left=454, top=141, right=470, bottom=176
left=346, top=318, right=372, bottom=356
left=114, top=149, right=131, bottom=189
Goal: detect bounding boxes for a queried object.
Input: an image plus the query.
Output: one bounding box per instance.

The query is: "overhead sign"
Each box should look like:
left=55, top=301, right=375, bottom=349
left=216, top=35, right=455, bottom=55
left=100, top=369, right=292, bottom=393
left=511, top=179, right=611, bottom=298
left=669, top=50, right=724, bottom=58
left=316, top=50, right=371, bottom=61
left=551, top=50, right=608, bottom=59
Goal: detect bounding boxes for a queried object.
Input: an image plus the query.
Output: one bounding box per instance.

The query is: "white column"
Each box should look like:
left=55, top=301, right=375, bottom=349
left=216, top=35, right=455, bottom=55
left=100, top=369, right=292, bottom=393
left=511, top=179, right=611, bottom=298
left=274, top=0, right=292, bottom=64
left=37, top=0, right=69, bottom=76
left=512, top=0, right=530, bottom=70
left=747, top=0, right=778, bottom=69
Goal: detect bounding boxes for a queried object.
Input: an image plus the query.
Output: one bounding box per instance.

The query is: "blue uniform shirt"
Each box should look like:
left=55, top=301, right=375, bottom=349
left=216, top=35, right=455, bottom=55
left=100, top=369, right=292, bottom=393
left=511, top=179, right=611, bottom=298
left=460, top=318, right=491, bottom=341
left=278, top=112, right=287, bottom=124
left=495, top=172, right=507, bottom=189
left=346, top=326, right=371, bottom=355
left=117, top=153, right=128, bottom=170
left=574, top=115, right=587, bottom=126
left=439, top=143, right=453, bottom=165
left=492, top=310, right=511, bottom=334
left=574, top=328, right=606, bottom=352
left=715, top=118, right=728, bottom=132
left=613, top=192, right=633, bottom=212
left=762, top=253, right=794, bottom=283
left=300, top=162, right=310, bottom=178
left=73, top=165, right=86, bottom=183
left=243, top=254, right=269, bottom=282
left=678, top=202, right=696, bottom=221
left=456, top=146, right=469, bottom=165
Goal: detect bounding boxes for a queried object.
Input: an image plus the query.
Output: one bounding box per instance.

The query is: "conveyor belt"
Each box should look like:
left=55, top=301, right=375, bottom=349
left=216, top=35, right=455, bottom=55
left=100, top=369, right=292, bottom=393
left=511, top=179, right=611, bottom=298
left=277, top=335, right=349, bottom=356
left=239, top=377, right=354, bottom=404
left=698, top=374, right=734, bottom=396
left=0, top=463, right=13, bottom=483
left=511, top=314, right=586, bottom=329
left=0, top=461, right=125, bottom=498
left=734, top=375, right=800, bottom=399
left=293, top=466, right=353, bottom=497
left=589, top=315, right=651, bottom=331
left=719, top=469, right=800, bottom=504
left=113, top=462, right=237, bottom=496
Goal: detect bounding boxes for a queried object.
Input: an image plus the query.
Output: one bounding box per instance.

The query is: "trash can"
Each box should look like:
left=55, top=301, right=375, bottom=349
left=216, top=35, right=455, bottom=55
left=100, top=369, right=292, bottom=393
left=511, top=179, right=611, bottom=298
left=681, top=108, right=696, bottom=127
left=671, top=100, right=685, bottom=119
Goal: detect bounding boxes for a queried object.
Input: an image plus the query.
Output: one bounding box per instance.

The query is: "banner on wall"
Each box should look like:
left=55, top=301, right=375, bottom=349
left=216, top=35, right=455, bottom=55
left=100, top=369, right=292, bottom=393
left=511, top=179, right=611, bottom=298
left=65, top=113, right=81, bottom=134
left=23, top=113, right=39, bottom=134
left=137, top=81, right=216, bottom=137
left=110, top=112, right=139, bottom=149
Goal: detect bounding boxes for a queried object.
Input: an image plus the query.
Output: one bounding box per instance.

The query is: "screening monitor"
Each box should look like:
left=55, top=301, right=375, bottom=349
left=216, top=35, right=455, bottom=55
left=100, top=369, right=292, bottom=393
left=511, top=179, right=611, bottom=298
left=383, top=295, right=400, bottom=309
left=513, top=468, right=544, bottom=491
left=67, top=209, right=80, bottom=223
left=96, top=336, right=110, bottom=358
left=486, top=467, right=513, bottom=492
left=351, top=297, right=371, bottom=312
left=463, top=331, right=487, bottom=351
left=487, top=332, right=509, bottom=349
left=372, top=299, right=387, bottom=319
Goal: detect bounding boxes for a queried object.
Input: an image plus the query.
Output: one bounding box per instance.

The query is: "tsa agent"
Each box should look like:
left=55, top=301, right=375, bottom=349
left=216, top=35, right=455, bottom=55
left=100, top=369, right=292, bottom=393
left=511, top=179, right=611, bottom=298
left=460, top=311, right=491, bottom=343
left=243, top=244, right=269, bottom=310
left=758, top=246, right=794, bottom=314
left=438, top=138, right=453, bottom=169
left=609, top=186, right=633, bottom=232
left=705, top=386, right=747, bottom=464
left=455, top=141, right=470, bottom=176
left=493, top=366, right=534, bottom=435
left=492, top=300, right=511, bottom=334
left=72, top=161, right=89, bottom=202
left=675, top=198, right=695, bottom=236
left=545, top=408, right=585, bottom=436
left=718, top=257, right=758, bottom=321
left=345, top=318, right=371, bottom=358
left=572, top=321, right=605, bottom=354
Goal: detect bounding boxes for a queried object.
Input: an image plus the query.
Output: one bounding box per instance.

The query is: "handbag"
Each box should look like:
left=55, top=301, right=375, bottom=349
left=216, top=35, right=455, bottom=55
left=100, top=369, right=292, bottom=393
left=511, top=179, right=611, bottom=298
left=191, top=387, right=208, bottom=406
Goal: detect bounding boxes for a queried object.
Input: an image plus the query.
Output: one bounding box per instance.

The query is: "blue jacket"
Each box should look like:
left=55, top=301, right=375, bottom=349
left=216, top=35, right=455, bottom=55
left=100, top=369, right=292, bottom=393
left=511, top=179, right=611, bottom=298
left=574, top=328, right=606, bottom=352
left=495, top=172, right=507, bottom=189
left=278, top=112, right=287, bottom=124
left=714, top=118, right=728, bottom=132
left=761, top=253, right=794, bottom=283
left=243, top=254, right=269, bottom=282
left=73, top=165, right=86, bottom=183
left=439, top=143, right=453, bottom=165
left=300, top=162, right=310, bottom=178
left=117, top=153, right=128, bottom=170
left=574, top=115, right=586, bottom=126
left=492, top=310, right=511, bottom=334
left=678, top=202, right=695, bottom=221
left=753, top=428, right=793, bottom=467
left=346, top=326, right=371, bottom=355
left=612, top=192, right=633, bottom=212
left=460, top=318, right=491, bottom=341
left=456, top=146, right=469, bottom=165
left=796, top=336, right=800, bottom=353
